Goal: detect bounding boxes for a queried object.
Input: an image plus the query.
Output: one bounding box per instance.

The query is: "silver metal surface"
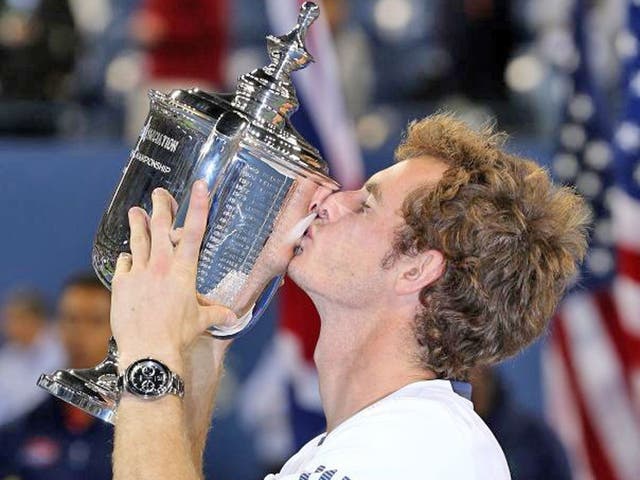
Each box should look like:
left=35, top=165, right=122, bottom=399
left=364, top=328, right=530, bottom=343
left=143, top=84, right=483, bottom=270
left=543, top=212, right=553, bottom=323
left=37, top=338, right=119, bottom=424
left=232, top=0, right=317, bottom=129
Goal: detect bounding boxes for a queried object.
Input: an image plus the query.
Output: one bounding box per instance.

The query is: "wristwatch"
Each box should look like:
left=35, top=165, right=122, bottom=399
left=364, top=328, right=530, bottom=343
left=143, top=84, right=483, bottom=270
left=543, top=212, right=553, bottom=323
left=118, top=358, right=185, bottom=400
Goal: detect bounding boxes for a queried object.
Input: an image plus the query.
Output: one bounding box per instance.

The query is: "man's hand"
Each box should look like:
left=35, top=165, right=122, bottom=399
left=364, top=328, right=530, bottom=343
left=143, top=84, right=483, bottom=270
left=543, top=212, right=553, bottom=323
left=110, top=180, right=235, bottom=373
left=111, top=180, right=235, bottom=480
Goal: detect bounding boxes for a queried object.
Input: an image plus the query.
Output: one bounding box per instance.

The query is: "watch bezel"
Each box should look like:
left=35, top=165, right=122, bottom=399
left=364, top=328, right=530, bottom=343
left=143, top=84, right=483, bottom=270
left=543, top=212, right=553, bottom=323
left=124, top=358, right=172, bottom=400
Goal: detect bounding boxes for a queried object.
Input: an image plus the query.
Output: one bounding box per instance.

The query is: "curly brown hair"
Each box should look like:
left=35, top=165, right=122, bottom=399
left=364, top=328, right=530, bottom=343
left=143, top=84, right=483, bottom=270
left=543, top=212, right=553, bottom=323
left=387, top=114, right=591, bottom=380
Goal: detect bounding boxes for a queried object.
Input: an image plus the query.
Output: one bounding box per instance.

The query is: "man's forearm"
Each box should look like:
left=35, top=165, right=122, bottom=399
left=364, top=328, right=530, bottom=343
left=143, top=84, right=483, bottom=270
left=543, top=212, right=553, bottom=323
left=114, top=394, right=201, bottom=480
left=113, top=340, right=229, bottom=479
left=183, top=337, right=230, bottom=470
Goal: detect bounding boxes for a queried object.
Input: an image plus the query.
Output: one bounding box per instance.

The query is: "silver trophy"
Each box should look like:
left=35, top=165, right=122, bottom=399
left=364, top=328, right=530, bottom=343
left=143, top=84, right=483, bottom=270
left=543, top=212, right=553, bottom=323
left=38, top=2, right=339, bottom=423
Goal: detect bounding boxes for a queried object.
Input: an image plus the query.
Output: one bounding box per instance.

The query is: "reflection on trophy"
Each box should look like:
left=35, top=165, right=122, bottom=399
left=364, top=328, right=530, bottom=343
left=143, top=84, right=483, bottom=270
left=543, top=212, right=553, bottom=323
left=37, top=1, right=339, bottom=424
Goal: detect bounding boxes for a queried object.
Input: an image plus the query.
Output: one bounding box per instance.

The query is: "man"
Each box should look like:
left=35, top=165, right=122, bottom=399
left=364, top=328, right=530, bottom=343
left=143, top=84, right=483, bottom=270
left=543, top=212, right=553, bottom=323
left=0, top=289, right=65, bottom=426
left=0, top=274, right=113, bottom=479
left=109, top=115, right=590, bottom=479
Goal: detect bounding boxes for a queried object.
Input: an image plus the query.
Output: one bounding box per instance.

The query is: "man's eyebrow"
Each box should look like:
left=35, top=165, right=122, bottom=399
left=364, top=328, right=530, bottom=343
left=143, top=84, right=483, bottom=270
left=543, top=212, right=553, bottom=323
left=365, top=181, right=383, bottom=204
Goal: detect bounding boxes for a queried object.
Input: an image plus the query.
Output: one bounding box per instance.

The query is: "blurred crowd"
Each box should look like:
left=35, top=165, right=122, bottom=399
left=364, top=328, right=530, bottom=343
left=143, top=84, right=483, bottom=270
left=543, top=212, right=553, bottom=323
left=0, top=0, right=628, bottom=140
left=0, top=274, right=113, bottom=479
left=0, top=0, right=634, bottom=479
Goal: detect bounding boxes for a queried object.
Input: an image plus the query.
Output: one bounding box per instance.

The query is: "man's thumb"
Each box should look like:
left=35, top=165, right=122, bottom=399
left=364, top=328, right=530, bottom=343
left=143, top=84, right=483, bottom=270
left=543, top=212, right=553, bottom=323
left=200, top=305, right=237, bottom=332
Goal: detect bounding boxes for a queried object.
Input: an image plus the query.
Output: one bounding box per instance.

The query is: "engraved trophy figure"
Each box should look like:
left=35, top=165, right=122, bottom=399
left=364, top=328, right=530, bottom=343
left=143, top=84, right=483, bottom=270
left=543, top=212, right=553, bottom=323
left=38, top=2, right=339, bottom=423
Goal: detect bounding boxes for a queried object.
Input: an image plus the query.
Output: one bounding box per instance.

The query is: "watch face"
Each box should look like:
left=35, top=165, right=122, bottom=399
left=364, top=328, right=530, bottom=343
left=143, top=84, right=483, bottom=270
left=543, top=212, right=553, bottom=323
left=126, top=359, right=171, bottom=398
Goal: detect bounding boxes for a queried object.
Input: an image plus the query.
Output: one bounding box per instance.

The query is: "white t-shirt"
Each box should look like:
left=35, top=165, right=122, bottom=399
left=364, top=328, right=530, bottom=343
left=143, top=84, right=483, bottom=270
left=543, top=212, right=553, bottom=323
left=265, top=379, right=510, bottom=480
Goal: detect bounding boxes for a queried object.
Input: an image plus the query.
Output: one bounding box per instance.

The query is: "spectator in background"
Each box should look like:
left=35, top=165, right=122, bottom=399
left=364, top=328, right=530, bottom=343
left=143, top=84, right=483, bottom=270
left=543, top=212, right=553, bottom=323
left=0, top=273, right=113, bottom=480
left=470, top=366, right=572, bottom=480
left=0, top=288, right=65, bottom=427
left=0, top=0, right=79, bottom=134
left=126, top=0, right=229, bottom=141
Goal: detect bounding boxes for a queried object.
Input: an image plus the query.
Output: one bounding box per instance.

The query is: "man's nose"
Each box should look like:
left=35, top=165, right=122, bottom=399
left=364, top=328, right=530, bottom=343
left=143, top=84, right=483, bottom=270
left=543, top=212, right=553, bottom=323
left=308, top=186, right=334, bottom=213
left=315, top=191, right=355, bottom=221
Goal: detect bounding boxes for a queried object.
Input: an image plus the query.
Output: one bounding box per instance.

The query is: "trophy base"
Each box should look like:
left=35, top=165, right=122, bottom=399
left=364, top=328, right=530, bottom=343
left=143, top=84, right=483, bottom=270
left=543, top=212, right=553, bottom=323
left=37, top=339, right=120, bottom=424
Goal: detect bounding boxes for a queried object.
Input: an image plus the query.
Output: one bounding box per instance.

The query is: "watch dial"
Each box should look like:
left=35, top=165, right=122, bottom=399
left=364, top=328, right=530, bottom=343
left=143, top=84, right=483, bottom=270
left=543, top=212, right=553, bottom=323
left=128, top=360, right=170, bottom=397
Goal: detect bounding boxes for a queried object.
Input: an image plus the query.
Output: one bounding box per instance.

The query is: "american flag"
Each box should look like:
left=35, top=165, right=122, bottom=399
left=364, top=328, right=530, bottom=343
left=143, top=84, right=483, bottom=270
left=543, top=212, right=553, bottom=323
left=543, top=1, right=640, bottom=479
left=239, top=0, right=365, bottom=466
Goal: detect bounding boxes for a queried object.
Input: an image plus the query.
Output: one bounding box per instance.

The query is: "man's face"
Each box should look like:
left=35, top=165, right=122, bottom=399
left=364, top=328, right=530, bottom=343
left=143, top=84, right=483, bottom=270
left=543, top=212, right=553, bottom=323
left=1, top=304, right=45, bottom=347
left=288, top=156, right=448, bottom=307
left=57, top=286, right=111, bottom=369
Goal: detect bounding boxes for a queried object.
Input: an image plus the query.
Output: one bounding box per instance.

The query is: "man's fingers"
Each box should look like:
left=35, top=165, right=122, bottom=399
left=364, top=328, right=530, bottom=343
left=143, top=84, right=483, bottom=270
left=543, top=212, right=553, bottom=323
left=198, top=304, right=237, bottom=333
left=149, top=188, right=176, bottom=261
left=175, top=180, right=209, bottom=269
left=114, top=252, right=133, bottom=277
left=169, top=227, right=183, bottom=248
left=128, top=207, right=151, bottom=267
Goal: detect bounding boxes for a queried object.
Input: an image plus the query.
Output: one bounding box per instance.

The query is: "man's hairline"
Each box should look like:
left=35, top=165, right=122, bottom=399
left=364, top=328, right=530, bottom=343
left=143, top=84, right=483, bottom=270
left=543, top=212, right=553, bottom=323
left=379, top=154, right=449, bottom=270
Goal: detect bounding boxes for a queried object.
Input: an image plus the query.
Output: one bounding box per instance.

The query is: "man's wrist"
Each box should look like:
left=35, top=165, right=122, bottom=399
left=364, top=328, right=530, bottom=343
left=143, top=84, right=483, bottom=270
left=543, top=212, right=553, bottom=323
left=118, top=347, right=186, bottom=378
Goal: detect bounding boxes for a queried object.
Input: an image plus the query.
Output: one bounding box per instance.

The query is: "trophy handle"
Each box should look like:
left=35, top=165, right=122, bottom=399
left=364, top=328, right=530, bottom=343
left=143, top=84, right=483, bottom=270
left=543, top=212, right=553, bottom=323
left=206, top=274, right=284, bottom=339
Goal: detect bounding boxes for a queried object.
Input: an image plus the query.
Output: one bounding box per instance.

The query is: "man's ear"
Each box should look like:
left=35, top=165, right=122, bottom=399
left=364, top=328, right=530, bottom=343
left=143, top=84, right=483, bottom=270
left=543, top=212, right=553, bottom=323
left=394, top=250, right=445, bottom=296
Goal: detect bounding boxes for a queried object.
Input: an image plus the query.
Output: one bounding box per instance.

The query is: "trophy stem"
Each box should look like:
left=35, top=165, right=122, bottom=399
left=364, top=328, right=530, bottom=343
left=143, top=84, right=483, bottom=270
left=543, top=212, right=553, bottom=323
left=37, top=337, right=120, bottom=424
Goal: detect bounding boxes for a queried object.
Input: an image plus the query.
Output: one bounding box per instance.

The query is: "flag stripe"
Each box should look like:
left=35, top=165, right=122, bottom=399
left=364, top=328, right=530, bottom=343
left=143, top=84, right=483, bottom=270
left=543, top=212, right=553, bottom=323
left=617, top=246, right=640, bottom=284
left=558, top=293, right=640, bottom=479
left=611, top=188, right=640, bottom=251
left=592, top=289, right=640, bottom=396
left=544, top=336, right=595, bottom=480
left=612, top=277, right=640, bottom=339
left=554, top=315, right=618, bottom=480
left=280, top=278, right=320, bottom=363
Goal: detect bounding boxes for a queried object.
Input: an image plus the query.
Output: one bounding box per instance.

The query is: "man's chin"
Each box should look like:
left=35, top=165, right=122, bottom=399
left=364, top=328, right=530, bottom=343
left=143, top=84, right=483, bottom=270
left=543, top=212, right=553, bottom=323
left=286, top=255, right=302, bottom=282
left=286, top=253, right=310, bottom=288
